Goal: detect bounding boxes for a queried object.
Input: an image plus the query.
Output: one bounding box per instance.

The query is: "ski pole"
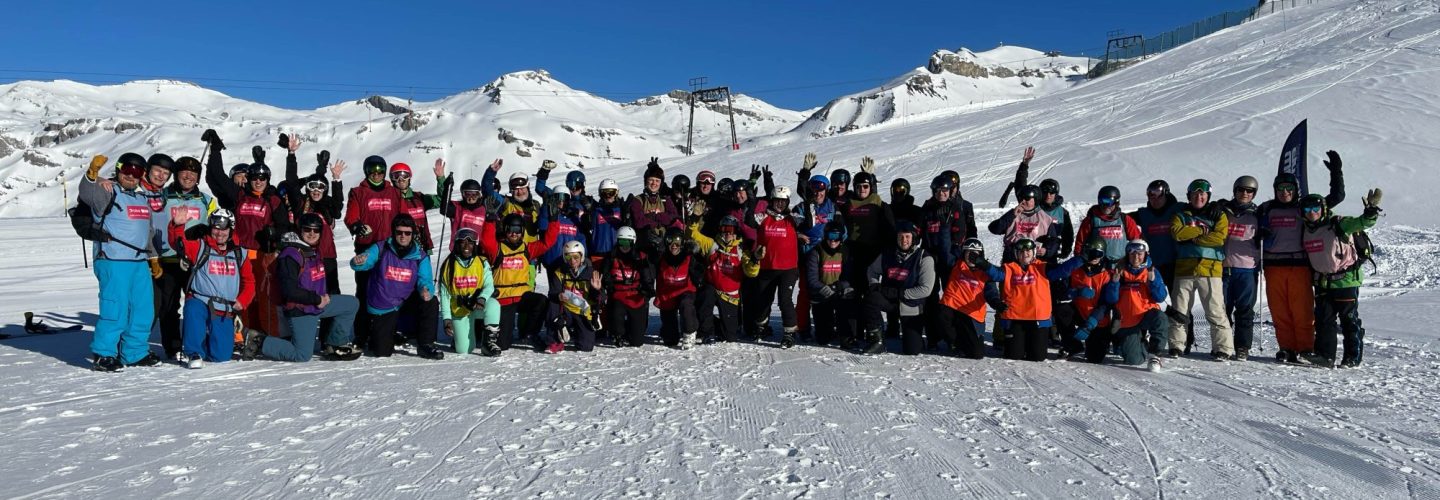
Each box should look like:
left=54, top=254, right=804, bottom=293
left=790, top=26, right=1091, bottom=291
left=1255, top=239, right=1267, bottom=353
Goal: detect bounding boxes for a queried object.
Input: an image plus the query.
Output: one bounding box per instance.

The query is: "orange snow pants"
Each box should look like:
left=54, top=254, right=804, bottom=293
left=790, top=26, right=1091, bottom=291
left=1265, top=265, right=1315, bottom=352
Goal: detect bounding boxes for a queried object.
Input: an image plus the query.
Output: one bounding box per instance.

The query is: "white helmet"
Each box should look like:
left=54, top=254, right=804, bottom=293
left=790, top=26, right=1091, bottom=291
left=772, top=185, right=792, bottom=200
left=563, top=240, right=586, bottom=257
left=509, top=172, right=530, bottom=190
left=599, top=178, right=619, bottom=192
left=1126, top=239, right=1150, bottom=254
left=617, top=226, right=637, bottom=242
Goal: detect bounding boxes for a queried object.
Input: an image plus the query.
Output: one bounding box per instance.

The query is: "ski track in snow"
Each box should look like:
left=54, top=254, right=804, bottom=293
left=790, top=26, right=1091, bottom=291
left=3, top=215, right=1440, bottom=498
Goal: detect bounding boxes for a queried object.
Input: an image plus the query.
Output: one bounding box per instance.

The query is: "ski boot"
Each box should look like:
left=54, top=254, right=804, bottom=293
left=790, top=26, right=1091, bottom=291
left=179, top=352, right=204, bottom=370
left=482, top=326, right=503, bottom=357
left=127, top=352, right=163, bottom=367
left=91, top=355, right=123, bottom=373
left=545, top=342, right=565, bottom=354
left=1166, top=348, right=1182, bottom=359
left=239, top=328, right=267, bottom=360
left=417, top=343, right=446, bottom=360
left=324, top=344, right=362, bottom=361
left=863, top=330, right=886, bottom=355
left=1146, top=356, right=1164, bottom=373
left=1210, top=351, right=1232, bottom=362
left=1233, top=348, right=1249, bottom=361
left=780, top=327, right=797, bottom=349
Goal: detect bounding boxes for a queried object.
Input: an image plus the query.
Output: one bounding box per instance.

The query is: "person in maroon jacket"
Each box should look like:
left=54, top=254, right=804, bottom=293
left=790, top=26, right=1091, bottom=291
left=202, top=136, right=288, bottom=339
left=344, top=155, right=403, bottom=347
left=626, top=158, right=680, bottom=253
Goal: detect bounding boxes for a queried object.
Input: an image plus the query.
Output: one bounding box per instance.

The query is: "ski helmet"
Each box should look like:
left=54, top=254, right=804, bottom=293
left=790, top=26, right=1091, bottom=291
left=940, top=170, right=960, bottom=187
left=599, top=178, right=619, bottom=193
left=716, top=178, right=734, bottom=195
left=1300, top=193, right=1326, bottom=212
left=664, top=226, right=686, bottom=246
left=229, top=164, right=250, bottom=178
left=566, top=171, right=587, bottom=191
left=1187, top=179, right=1212, bottom=194
left=891, top=178, right=910, bottom=198
left=831, top=169, right=851, bottom=189
left=562, top=240, right=586, bottom=258
left=697, top=171, right=717, bottom=185
left=297, top=213, right=325, bottom=232
left=1015, top=184, right=1039, bottom=201
left=616, top=226, right=638, bottom=243
left=1039, top=178, right=1060, bottom=195
left=148, top=153, right=176, bottom=173
left=823, top=220, right=847, bottom=242
left=363, top=155, right=387, bottom=175
left=895, top=219, right=921, bottom=237
left=961, top=237, right=984, bottom=256
left=248, top=163, right=272, bottom=181
left=175, top=156, right=202, bottom=175
left=1098, top=185, right=1121, bottom=205
left=117, top=153, right=147, bottom=179
left=718, top=215, right=741, bottom=233
left=1083, top=238, right=1107, bottom=261
left=547, top=191, right=570, bottom=210
left=808, top=175, right=830, bottom=192
left=1126, top=239, right=1150, bottom=255
left=454, top=227, right=479, bottom=245
left=208, top=208, right=236, bottom=230
left=389, top=162, right=412, bottom=179
left=671, top=174, right=691, bottom=195
left=501, top=214, right=526, bottom=235
left=853, top=172, right=876, bottom=190
left=772, top=185, right=792, bottom=201
left=509, top=172, right=530, bottom=190
left=1234, top=175, right=1260, bottom=193
left=1011, top=237, right=1038, bottom=253
left=460, top=179, right=482, bottom=194
left=931, top=175, right=955, bottom=192
left=732, top=180, right=750, bottom=194
left=1146, top=179, right=1170, bottom=196
left=487, top=177, right=501, bottom=193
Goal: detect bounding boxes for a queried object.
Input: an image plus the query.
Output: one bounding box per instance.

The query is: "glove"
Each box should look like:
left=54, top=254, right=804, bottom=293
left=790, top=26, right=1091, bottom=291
left=1323, top=150, right=1342, bottom=172
left=201, top=129, right=225, bottom=150
left=839, top=284, right=856, bottom=300
left=277, top=133, right=290, bottom=150
left=353, top=223, right=373, bottom=238
left=762, top=165, right=773, bottom=183
left=87, top=154, right=109, bottom=181
left=252, top=145, right=266, bottom=165
left=689, top=199, right=707, bottom=218
left=316, top=150, right=331, bottom=170
left=1073, top=328, right=1090, bottom=342
left=1077, top=287, right=1095, bottom=299
left=149, top=258, right=163, bottom=279
left=859, top=156, right=876, bottom=174
left=817, top=284, right=835, bottom=299
left=444, top=319, right=454, bottom=336
left=1363, top=188, right=1383, bottom=209
left=541, top=159, right=557, bottom=171
left=802, top=152, right=818, bottom=170
left=990, top=301, right=1008, bottom=315
left=457, top=293, right=479, bottom=311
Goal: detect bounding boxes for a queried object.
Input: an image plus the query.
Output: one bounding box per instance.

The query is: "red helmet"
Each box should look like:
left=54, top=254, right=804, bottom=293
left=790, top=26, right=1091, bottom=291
left=390, top=162, right=412, bottom=177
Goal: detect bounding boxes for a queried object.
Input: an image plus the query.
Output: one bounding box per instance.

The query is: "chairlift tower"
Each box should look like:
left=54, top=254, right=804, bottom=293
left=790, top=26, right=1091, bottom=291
left=684, top=76, right=739, bottom=155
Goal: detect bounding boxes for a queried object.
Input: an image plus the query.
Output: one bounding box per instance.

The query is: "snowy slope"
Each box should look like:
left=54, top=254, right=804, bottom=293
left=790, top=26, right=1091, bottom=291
left=785, top=46, right=1091, bottom=138
left=0, top=70, right=803, bottom=218
left=641, top=0, right=1438, bottom=227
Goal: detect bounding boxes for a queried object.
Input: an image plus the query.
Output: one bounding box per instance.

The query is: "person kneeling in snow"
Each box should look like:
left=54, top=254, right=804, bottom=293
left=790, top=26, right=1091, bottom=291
left=440, top=228, right=501, bottom=357
left=1087, top=240, right=1170, bottom=365
left=168, top=208, right=256, bottom=368
left=249, top=214, right=362, bottom=362
left=350, top=214, right=444, bottom=359
left=545, top=241, right=604, bottom=353
left=860, top=221, right=936, bottom=355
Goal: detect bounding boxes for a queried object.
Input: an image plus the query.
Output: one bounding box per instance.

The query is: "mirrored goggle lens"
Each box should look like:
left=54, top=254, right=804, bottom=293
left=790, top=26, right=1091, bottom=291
left=462, top=189, right=481, bottom=197
left=1303, top=205, right=1323, bottom=213
left=600, top=189, right=618, bottom=197
left=390, top=172, right=411, bottom=180
left=1099, top=196, right=1118, bottom=206
left=1126, top=243, right=1147, bottom=254
left=825, top=231, right=844, bottom=241
left=306, top=181, right=327, bottom=192
left=1015, top=240, right=1036, bottom=250
left=210, top=218, right=234, bottom=230
left=505, top=225, right=524, bottom=235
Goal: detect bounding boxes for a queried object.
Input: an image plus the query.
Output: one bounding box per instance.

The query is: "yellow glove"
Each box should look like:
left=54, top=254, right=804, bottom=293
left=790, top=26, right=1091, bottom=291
left=88, top=155, right=109, bottom=181
left=149, top=258, right=163, bottom=279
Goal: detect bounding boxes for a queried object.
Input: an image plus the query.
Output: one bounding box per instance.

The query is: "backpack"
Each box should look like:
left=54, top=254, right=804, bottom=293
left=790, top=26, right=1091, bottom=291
left=1334, top=217, right=1377, bottom=273
left=69, top=197, right=115, bottom=242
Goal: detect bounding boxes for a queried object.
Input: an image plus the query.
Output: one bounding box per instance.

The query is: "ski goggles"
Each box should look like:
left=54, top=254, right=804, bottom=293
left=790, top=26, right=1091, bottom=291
left=1099, top=195, right=1118, bottom=206
left=600, top=188, right=619, bottom=198
left=616, top=238, right=635, bottom=249
left=1187, top=180, right=1211, bottom=194
left=366, top=164, right=386, bottom=175
left=1126, top=242, right=1148, bottom=255
left=666, top=236, right=685, bottom=246
left=118, top=162, right=146, bottom=179
left=1147, top=188, right=1166, bottom=197
left=454, top=228, right=479, bottom=244
left=809, top=180, right=829, bottom=191
left=461, top=189, right=482, bottom=197
left=1012, top=239, right=1037, bottom=251
left=390, top=171, right=411, bottom=181
left=1084, top=247, right=1106, bottom=261
left=825, top=230, right=845, bottom=242
left=698, top=176, right=716, bottom=185
left=718, top=225, right=737, bottom=234
left=892, top=185, right=908, bottom=196
left=305, top=180, right=328, bottom=193
left=504, top=224, right=525, bottom=235
left=1302, top=205, right=1324, bottom=214
left=209, top=216, right=235, bottom=230
left=1041, top=185, right=1059, bottom=195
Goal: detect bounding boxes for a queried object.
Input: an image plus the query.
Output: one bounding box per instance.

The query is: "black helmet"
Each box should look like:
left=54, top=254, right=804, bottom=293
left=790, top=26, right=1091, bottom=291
left=488, top=177, right=501, bottom=193
left=1098, top=185, right=1121, bottom=205
left=853, top=172, right=876, bottom=190
left=961, top=237, right=984, bottom=256
left=116, top=153, right=147, bottom=178
left=1300, top=193, right=1326, bottom=211
left=731, top=180, right=750, bottom=194
left=501, top=214, right=526, bottom=235
left=823, top=220, right=847, bottom=242
left=831, top=168, right=851, bottom=188
left=175, top=156, right=202, bottom=175
left=717, top=178, right=734, bottom=195
left=363, top=155, right=387, bottom=175
left=229, top=163, right=250, bottom=177
left=931, top=175, right=955, bottom=192
left=297, top=213, right=325, bottom=232
left=895, top=219, right=920, bottom=236
left=148, top=153, right=176, bottom=173
left=671, top=174, right=691, bottom=195
left=940, top=170, right=959, bottom=188
left=1082, top=238, right=1106, bottom=261
left=460, top=179, right=482, bottom=193
left=1273, top=173, right=1299, bottom=189
left=663, top=226, right=686, bottom=245
left=1146, top=179, right=1170, bottom=196
left=1039, top=178, right=1060, bottom=195
left=890, top=178, right=910, bottom=197
left=1015, top=184, right=1039, bottom=201
left=248, top=163, right=272, bottom=181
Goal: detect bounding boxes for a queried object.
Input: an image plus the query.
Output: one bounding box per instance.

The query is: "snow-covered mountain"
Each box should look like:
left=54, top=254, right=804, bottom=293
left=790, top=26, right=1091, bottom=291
left=785, top=46, right=1091, bottom=138
left=0, top=70, right=805, bottom=217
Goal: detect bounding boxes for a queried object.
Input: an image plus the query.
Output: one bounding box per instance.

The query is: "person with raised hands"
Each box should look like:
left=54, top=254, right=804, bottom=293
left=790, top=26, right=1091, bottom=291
left=79, top=153, right=166, bottom=371
left=167, top=208, right=255, bottom=368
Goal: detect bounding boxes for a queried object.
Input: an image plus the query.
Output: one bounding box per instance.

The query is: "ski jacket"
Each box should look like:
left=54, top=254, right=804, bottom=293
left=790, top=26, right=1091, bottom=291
left=345, top=180, right=403, bottom=250
left=626, top=191, right=680, bottom=234
left=1221, top=199, right=1260, bottom=269
left=792, top=196, right=839, bottom=254
left=753, top=211, right=800, bottom=271
left=1303, top=211, right=1377, bottom=290
left=351, top=237, right=434, bottom=315
left=439, top=255, right=495, bottom=320
left=1074, top=205, right=1141, bottom=262
left=654, top=251, right=701, bottom=310
left=1069, top=265, right=1114, bottom=329
left=540, top=214, right=583, bottom=268
left=982, top=257, right=1085, bottom=324
left=397, top=187, right=441, bottom=250
left=920, top=197, right=976, bottom=270
left=939, top=261, right=993, bottom=323
left=481, top=220, right=561, bottom=305
left=1099, top=260, right=1168, bottom=329
left=1171, top=204, right=1229, bottom=278
left=866, top=247, right=935, bottom=316
left=80, top=176, right=160, bottom=261
left=689, top=223, right=760, bottom=305
left=585, top=199, right=625, bottom=257
left=1130, top=194, right=1182, bottom=266
left=170, top=225, right=255, bottom=315
left=277, top=241, right=327, bottom=316
left=805, top=244, right=852, bottom=302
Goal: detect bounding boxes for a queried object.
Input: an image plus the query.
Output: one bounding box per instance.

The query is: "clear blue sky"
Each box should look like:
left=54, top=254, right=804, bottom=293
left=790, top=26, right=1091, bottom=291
left=0, top=0, right=1257, bottom=111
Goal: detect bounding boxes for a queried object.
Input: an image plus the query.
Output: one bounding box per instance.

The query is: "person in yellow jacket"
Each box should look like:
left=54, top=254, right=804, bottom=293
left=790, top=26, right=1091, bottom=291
left=1167, top=179, right=1235, bottom=360
left=688, top=214, right=762, bottom=343
left=439, top=228, right=502, bottom=356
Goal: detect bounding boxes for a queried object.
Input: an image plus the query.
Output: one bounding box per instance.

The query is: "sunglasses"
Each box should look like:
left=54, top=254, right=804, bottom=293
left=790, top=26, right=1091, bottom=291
left=1147, top=189, right=1166, bottom=197
left=1277, top=185, right=1298, bottom=193
left=1237, top=187, right=1257, bottom=194
left=394, top=230, right=414, bottom=236
left=390, top=172, right=411, bottom=180
left=1303, top=205, right=1323, bottom=213
left=300, top=227, right=322, bottom=234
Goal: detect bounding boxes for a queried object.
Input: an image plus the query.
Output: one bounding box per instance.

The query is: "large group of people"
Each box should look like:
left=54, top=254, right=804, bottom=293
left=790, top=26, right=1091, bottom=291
left=77, top=130, right=1384, bottom=372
